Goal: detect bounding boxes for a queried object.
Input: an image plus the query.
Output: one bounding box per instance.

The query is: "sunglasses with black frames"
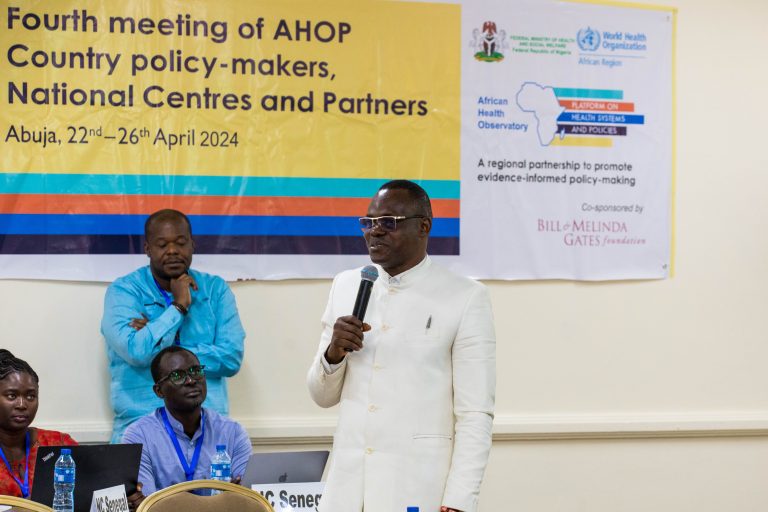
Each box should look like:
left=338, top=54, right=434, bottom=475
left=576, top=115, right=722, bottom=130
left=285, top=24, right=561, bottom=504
left=358, top=215, right=427, bottom=232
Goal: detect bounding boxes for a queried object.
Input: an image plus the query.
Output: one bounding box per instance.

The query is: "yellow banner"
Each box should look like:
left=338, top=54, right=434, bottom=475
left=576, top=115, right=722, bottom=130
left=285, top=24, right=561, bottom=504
left=2, top=0, right=460, bottom=179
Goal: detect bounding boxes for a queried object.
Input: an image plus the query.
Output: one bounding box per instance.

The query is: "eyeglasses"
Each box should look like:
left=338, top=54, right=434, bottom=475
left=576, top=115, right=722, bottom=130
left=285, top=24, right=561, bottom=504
left=359, top=215, right=427, bottom=232
left=156, top=365, right=206, bottom=386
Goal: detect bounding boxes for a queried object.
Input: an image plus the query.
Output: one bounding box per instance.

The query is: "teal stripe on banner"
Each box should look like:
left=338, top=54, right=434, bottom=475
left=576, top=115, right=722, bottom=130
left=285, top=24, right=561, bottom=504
left=553, top=88, right=624, bottom=100
left=0, top=174, right=461, bottom=199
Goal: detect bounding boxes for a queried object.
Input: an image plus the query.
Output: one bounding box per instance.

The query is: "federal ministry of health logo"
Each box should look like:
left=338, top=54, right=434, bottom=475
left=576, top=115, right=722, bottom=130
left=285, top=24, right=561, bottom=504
left=577, top=27, right=601, bottom=51
left=471, top=21, right=507, bottom=62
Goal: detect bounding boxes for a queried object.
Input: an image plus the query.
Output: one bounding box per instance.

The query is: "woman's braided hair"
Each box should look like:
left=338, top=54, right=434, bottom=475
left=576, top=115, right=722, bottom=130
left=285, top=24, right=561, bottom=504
left=0, top=349, right=39, bottom=383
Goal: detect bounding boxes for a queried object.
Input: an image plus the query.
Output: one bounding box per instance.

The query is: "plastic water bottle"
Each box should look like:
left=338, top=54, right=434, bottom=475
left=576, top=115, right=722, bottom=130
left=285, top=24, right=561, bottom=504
left=209, top=445, right=231, bottom=495
left=53, top=448, right=75, bottom=512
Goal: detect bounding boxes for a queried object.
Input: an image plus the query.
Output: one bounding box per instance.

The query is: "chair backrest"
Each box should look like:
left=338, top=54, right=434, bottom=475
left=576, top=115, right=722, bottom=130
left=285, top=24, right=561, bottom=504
left=0, top=496, right=54, bottom=512
left=135, top=480, right=275, bottom=512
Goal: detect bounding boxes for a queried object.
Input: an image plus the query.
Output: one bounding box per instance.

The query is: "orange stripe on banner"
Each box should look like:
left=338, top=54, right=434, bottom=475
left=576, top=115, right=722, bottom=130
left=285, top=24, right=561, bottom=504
left=0, top=195, right=460, bottom=218
left=559, top=100, right=635, bottom=112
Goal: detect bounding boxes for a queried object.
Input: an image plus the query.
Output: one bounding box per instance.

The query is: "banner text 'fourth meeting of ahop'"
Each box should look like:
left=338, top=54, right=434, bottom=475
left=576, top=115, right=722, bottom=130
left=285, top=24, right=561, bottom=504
left=6, top=7, right=352, bottom=45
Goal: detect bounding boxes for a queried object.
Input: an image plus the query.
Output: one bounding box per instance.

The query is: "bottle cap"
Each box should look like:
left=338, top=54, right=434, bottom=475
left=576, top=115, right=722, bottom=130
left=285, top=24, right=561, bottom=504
left=406, top=508, right=419, bottom=512
left=216, top=444, right=226, bottom=451
left=61, top=448, right=71, bottom=455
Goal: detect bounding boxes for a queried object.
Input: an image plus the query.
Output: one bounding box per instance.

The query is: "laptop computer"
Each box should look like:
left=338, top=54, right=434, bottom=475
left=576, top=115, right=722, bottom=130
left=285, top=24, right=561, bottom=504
left=241, top=450, right=329, bottom=487
left=30, top=444, right=142, bottom=512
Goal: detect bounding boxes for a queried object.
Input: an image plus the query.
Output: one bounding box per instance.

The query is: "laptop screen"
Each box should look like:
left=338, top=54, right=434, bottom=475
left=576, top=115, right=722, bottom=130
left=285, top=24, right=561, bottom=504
left=241, top=450, right=329, bottom=487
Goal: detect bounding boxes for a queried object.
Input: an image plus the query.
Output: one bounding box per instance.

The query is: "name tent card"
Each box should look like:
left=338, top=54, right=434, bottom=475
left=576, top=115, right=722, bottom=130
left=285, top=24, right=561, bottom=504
left=252, top=482, right=325, bottom=511
left=89, top=484, right=129, bottom=512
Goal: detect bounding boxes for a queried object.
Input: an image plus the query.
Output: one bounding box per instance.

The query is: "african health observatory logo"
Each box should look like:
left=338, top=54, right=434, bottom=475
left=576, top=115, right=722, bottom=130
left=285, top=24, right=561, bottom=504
left=516, top=83, right=645, bottom=148
left=471, top=21, right=508, bottom=62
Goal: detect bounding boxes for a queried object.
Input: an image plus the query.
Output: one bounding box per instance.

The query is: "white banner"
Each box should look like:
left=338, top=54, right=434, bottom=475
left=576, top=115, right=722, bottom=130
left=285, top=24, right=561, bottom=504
left=457, top=0, right=674, bottom=280
left=0, top=0, right=674, bottom=281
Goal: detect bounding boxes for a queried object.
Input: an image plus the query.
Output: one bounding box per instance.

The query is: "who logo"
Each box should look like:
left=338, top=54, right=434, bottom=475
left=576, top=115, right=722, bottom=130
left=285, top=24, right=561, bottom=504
left=577, top=27, right=601, bottom=51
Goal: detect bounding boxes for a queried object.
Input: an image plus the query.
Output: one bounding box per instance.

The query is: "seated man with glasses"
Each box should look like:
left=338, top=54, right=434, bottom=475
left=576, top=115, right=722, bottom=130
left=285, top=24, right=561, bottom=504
left=122, top=346, right=251, bottom=508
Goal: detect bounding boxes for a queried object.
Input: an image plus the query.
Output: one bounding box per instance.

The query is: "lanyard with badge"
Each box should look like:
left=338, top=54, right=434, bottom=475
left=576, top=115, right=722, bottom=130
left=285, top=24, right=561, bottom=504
left=154, top=278, right=182, bottom=345
left=160, top=407, right=205, bottom=481
left=0, top=430, right=30, bottom=497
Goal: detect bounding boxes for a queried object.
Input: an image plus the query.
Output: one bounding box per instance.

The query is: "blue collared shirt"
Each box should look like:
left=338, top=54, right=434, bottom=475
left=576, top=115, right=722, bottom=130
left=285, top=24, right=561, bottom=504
left=102, top=266, right=245, bottom=442
left=122, top=407, right=251, bottom=495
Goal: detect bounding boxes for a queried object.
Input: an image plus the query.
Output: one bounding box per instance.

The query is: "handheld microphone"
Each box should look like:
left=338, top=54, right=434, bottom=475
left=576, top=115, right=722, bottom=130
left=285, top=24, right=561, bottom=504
left=352, top=265, right=379, bottom=321
left=342, top=265, right=378, bottom=353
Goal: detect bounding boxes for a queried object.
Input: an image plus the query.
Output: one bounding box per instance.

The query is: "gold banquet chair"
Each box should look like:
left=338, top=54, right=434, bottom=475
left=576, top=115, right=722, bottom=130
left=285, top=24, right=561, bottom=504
left=0, top=496, right=53, bottom=512
left=136, top=480, right=275, bottom=512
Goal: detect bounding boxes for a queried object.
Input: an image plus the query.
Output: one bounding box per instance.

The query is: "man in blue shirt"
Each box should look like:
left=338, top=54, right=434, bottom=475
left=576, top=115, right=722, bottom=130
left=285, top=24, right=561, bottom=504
left=102, top=209, right=245, bottom=442
left=122, top=346, right=251, bottom=507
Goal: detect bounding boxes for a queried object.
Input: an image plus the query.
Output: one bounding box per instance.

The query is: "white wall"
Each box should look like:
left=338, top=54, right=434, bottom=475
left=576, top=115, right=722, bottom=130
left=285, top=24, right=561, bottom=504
left=2, top=0, right=768, bottom=510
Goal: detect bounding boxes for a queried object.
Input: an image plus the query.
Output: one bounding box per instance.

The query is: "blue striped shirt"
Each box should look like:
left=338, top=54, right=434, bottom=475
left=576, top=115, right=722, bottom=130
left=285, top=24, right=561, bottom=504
left=122, top=407, right=251, bottom=495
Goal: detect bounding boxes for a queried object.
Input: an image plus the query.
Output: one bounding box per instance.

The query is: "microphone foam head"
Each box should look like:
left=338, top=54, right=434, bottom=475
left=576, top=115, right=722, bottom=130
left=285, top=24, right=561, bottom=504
left=360, top=265, right=379, bottom=283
